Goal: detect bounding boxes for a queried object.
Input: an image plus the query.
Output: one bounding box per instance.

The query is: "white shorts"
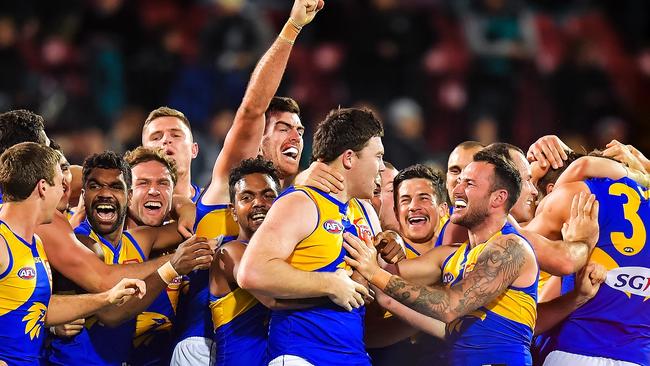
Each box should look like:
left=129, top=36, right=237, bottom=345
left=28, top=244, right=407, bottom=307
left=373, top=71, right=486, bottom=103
left=543, top=350, right=640, bottom=366
left=170, top=336, right=215, bottom=366
left=268, top=355, right=314, bottom=366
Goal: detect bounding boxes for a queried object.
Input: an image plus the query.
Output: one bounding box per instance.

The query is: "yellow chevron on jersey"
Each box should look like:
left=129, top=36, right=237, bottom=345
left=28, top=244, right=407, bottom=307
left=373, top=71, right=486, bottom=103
left=81, top=228, right=145, bottom=265
left=194, top=202, right=239, bottom=240
left=442, top=224, right=537, bottom=330
left=0, top=222, right=52, bottom=364
left=210, top=287, right=260, bottom=329
left=286, top=186, right=352, bottom=272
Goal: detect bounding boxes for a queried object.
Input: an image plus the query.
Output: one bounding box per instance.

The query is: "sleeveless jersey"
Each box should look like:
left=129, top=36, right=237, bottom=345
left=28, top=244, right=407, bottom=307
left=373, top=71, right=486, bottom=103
left=0, top=222, right=51, bottom=366
left=129, top=275, right=182, bottom=366
left=174, top=198, right=238, bottom=345
left=209, top=288, right=269, bottom=366
left=551, top=177, right=650, bottom=365
left=441, top=222, right=538, bottom=365
left=48, top=220, right=145, bottom=365
left=267, top=186, right=375, bottom=366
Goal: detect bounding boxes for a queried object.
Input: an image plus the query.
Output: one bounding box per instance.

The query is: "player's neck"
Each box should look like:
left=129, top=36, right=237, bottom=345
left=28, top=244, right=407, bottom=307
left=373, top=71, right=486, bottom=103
left=174, top=172, right=195, bottom=200
left=0, top=201, right=41, bottom=241
left=101, top=225, right=125, bottom=248
left=467, top=215, right=507, bottom=248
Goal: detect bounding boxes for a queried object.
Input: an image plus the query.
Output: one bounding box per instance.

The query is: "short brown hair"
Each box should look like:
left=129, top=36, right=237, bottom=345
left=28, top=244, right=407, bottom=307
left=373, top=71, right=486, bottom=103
left=144, top=106, right=191, bottom=130
left=266, top=96, right=300, bottom=117
left=312, top=108, right=384, bottom=163
left=124, top=146, right=178, bottom=185
left=0, top=142, right=60, bottom=202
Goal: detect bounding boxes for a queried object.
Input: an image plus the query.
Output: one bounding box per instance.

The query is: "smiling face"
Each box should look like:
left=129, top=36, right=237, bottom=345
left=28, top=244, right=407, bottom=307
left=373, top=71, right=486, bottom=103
left=450, top=162, right=495, bottom=229
left=142, top=116, right=198, bottom=177
left=129, top=160, right=174, bottom=227
left=83, top=168, right=130, bottom=236
left=261, top=111, right=304, bottom=179
left=231, top=173, right=279, bottom=239
left=396, top=178, right=447, bottom=243
left=508, top=150, right=538, bottom=223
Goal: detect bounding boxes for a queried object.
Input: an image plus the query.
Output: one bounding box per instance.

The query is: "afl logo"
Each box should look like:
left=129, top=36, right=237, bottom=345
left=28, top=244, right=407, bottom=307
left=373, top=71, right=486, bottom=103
left=323, top=220, right=344, bottom=234
left=18, top=267, right=36, bottom=280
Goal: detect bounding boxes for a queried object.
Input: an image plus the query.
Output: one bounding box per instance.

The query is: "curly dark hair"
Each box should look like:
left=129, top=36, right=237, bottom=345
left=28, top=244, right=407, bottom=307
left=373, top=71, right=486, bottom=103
left=82, top=151, right=133, bottom=189
left=228, top=156, right=281, bottom=203
left=0, top=110, right=47, bottom=154
left=473, top=150, right=522, bottom=211
left=393, top=164, right=447, bottom=208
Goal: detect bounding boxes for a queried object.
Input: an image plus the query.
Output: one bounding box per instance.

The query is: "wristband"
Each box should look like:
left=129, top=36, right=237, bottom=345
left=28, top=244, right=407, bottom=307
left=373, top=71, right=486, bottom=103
left=370, top=268, right=391, bottom=291
left=279, top=20, right=301, bottom=45
left=157, top=261, right=179, bottom=284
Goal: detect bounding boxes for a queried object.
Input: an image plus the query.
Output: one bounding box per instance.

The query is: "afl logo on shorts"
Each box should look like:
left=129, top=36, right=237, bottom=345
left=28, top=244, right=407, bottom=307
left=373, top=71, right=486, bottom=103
left=17, top=267, right=36, bottom=280
left=323, top=220, right=344, bottom=234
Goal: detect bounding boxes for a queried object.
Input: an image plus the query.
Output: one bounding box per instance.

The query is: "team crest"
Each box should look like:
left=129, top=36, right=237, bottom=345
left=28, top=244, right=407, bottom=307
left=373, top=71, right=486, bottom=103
left=323, top=220, right=344, bottom=234
left=23, top=302, right=47, bottom=340
left=442, top=272, right=455, bottom=285
left=17, top=267, right=36, bottom=280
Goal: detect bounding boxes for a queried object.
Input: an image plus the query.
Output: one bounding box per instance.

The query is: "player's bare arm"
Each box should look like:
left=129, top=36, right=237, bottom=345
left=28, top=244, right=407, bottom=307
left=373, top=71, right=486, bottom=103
left=204, top=0, right=324, bottom=204
left=345, top=233, right=534, bottom=323
left=37, top=211, right=169, bottom=293
left=45, top=278, right=145, bottom=326
left=238, top=191, right=369, bottom=311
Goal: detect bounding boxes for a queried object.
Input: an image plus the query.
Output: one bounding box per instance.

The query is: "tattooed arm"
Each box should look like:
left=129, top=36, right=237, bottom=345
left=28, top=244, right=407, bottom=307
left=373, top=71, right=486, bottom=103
left=344, top=233, right=532, bottom=323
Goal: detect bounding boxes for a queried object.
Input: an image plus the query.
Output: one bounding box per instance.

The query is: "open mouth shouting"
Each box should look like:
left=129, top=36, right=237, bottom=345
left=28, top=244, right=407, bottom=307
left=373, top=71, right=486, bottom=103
left=93, top=201, right=118, bottom=225
left=143, top=200, right=164, bottom=215
left=454, top=198, right=468, bottom=212
left=281, top=145, right=299, bottom=162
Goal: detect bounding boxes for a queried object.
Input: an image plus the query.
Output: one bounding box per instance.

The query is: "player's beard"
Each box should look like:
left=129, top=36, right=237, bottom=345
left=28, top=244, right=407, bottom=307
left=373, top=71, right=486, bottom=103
left=454, top=199, right=489, bottom=230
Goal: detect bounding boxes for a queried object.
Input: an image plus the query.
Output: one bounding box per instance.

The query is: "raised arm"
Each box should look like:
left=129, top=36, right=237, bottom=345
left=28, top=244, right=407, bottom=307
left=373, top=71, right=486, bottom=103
left=203, top=0, right=324, bottom=205
left=237, top=192, right=368, bottom=311
left=38, top=212, right=169, bottom=293
left=345, top=233, right=534, bottom=323
left=555, top=155, right=649, bottom=188
left=523, top=185, right=598, bottom=275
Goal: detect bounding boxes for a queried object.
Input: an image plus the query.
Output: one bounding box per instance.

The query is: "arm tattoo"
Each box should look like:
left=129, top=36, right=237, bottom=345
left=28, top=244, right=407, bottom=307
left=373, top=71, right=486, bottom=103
left=383, top=236, right=527, bottom=322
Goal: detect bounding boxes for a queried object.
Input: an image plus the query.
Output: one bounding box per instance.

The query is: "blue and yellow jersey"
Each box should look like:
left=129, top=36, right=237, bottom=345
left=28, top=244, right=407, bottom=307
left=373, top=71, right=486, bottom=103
left=48, top=220, right=145, bottom=366
left=551, top=177, right=650, bottom=365
left=129, top=275, right=182, bottom=366
left=191, top=183, right=202, bottom=204
left=0, top=222, right=51, bottom=366
left=209, top=287, right=269, bottom=366
left=174, top=198, right=239, bottom=345
left=267, top=186, right=374, bottom=366
left=441, top=222, right=537, bottom=365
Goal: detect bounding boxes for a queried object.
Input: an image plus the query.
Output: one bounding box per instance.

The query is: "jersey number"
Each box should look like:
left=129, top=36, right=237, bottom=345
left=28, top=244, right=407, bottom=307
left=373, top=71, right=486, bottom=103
left=609, top=183, right=647, bottom=256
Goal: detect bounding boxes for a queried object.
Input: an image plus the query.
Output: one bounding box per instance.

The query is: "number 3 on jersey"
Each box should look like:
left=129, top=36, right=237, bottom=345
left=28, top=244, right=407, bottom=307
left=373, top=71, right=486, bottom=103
left=609, top=183, right=647, bottom=255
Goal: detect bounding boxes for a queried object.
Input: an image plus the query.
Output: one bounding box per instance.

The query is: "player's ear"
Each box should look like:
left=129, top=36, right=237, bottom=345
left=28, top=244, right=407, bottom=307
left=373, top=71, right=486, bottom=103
left=491, top=189, right=508, bottom=209
left=342, top=150, right=354, bottom=170
left=230, top=204, right=238, bottom=222
left=546, top=183, right=555, bottom=194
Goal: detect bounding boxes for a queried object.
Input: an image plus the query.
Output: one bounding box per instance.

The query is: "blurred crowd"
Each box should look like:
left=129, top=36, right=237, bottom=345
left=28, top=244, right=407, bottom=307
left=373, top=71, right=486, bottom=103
left=0, top=0, right=648, bottom=185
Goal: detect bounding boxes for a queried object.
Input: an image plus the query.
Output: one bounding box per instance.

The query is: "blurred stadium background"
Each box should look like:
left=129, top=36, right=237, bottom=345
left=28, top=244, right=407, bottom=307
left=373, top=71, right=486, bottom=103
left=0, top=0, right=648, bottom=184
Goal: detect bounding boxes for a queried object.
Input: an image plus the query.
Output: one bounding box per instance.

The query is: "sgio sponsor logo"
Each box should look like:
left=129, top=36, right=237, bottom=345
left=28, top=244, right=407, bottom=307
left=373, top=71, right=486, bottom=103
left=606, top=266, right=650, bottom=297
